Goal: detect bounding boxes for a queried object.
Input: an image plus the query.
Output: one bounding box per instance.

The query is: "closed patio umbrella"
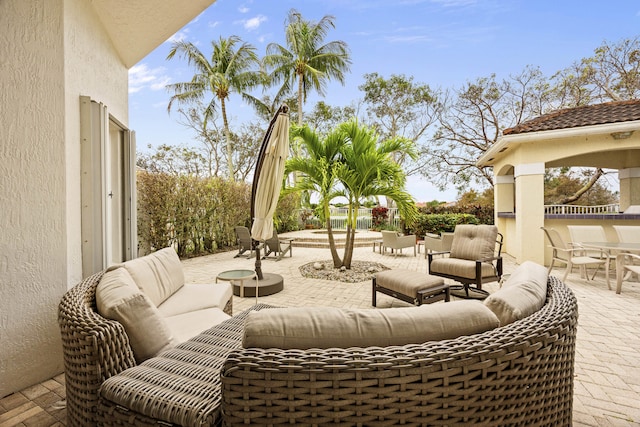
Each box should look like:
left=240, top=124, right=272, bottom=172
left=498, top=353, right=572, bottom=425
left=250, top=104, right=289, bottom=281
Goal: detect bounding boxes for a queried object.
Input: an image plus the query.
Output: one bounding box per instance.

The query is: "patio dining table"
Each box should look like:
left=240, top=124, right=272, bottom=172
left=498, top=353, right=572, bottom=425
left=582, top=242, right=640, bottom=290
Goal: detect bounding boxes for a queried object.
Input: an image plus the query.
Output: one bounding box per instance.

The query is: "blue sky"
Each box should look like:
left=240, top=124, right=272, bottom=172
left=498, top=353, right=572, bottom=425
left=128, top=0, right=640, bottom=202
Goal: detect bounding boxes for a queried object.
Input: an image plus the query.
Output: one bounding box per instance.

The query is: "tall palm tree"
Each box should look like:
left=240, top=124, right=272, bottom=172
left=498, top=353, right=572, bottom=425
left=264, top=9, right=351, bottom=128
left=286, top=125, right=345, bottom=267
left=335, top=121, right=418, bottom=268
left=166, top=36, right=261, bottom=181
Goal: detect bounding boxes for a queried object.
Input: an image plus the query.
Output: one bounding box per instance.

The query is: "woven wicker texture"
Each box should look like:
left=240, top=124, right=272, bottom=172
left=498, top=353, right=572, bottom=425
left=221, top=276, right=577, bottom=426
left=58, top=271, right=137, bottom=426
left=57, top=271, right=234, bottom=426
left=96, top=304, right=273, bottom=427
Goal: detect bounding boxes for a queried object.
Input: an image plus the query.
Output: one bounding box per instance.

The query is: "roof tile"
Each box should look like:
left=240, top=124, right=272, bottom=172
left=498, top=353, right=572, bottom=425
left=503, top=99, right=640, bottom=135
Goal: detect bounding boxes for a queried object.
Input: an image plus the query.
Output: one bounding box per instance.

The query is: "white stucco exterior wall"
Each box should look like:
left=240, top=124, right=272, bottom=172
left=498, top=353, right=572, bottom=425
left=0, top=0, right=128, bottom=397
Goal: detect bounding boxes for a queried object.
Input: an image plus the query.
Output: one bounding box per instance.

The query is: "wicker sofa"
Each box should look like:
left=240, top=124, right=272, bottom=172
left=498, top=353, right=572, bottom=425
left=60, top=263, right=577, bottom=427
left=58, top=248, right=233, bottom=426
left=220, top=273, right=578, bottom=426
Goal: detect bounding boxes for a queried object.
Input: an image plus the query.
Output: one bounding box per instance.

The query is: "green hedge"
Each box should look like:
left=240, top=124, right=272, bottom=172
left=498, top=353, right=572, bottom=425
left=408, top=213, right=479, bottom=237
left=137, top=171, right=301, bottom=258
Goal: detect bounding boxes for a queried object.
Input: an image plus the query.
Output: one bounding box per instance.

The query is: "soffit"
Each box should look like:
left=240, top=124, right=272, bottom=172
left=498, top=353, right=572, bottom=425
left=90, top=0, right=216, bottom=68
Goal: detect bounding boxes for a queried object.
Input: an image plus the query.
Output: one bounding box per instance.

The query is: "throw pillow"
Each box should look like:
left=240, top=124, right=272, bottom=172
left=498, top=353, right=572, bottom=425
left=483, top=261, right=548, bottom=325
left=97, top=266, right=176, bottom=363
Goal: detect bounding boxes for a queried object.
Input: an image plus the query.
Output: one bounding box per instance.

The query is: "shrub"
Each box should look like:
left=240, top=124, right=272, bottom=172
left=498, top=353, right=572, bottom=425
left=371, top=206, right=388, bottom=229
left=137, top=171, right=251, bottom=258
left=408, top=213, right=479, bottom=237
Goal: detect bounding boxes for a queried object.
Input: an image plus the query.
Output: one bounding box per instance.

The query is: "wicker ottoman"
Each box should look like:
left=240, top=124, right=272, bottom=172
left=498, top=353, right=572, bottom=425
left=373, top=269, right=449, bottom=307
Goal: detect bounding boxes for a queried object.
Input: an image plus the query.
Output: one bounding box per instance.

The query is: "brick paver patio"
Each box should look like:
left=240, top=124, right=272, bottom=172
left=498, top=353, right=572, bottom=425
left=183, top=230, right=640, bottom=426
left=2, top=229, right=639, bottom=426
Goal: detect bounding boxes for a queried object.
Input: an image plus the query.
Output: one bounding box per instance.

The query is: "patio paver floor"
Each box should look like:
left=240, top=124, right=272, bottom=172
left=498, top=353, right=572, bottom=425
left=2, top=229, right=639, bottom=426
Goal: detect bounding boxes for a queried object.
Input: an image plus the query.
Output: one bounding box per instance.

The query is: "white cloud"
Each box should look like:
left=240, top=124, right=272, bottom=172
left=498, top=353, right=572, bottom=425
left=243, top=15, right=267, bottom=31
left=239, top=6, right=250, bottom=13
left=166, top=29, right=189, bottom=44
left=129, top=64, right=171, bottom=94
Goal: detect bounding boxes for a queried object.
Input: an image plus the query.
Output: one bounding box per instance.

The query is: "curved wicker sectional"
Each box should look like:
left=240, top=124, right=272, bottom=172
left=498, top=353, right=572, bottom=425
left=220, top=275, right=578, bottom=426
left=59, top=272, right=577, bottom=426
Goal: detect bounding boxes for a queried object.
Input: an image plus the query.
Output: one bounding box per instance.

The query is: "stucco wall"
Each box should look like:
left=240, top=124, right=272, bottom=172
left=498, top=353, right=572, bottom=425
left=64, top=0, right=129, bottom=286
left=0, top=0, right=128, bottom=397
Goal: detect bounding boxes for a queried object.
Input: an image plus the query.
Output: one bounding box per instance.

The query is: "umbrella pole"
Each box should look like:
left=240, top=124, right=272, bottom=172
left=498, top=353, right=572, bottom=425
left=253, top=242, right=264, bottom=280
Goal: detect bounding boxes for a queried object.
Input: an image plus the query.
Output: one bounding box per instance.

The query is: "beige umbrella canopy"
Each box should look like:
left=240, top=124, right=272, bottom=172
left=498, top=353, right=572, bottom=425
left=251, top=105, right=290, bottom=242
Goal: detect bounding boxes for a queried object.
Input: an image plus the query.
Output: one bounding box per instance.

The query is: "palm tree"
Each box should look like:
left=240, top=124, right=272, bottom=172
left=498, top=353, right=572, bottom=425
left=166, top=36, right=261, bottom=181
left=286, top=125, right=345, bottom=267
left=286, top=121, right=417, bottom=269
left=335, top=121, right=418, bottom=268
left=264, top=9, right=351, bottom=128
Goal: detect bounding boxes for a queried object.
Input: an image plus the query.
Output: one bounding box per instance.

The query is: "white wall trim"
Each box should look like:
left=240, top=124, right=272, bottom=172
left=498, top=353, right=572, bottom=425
left=514, top=162, right=545, bottom=177
left=619, top=167, right=640, bottom=179
left=496, top=175, right=515, bottom=184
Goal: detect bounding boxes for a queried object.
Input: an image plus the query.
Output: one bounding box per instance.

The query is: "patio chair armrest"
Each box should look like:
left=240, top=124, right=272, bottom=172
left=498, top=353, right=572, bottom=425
left=475, top=256, right=503, bottom=276
left=476, top=255, right=502, bottom=263
left=616, top=252, right=640, bottom=262
left=427, top=251, right=451, bottom=270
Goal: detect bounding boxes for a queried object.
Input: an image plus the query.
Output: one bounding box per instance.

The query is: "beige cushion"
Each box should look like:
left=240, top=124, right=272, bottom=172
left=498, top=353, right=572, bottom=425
left=243, top=302, right=499, bottom=350
left=123, top=247, right=185, bottom=307
left=375, top=269, right=444, bottom=297
left=164, top=308, right=231, bottom=344
left=157, top=283, right=233, bottom=317
left=96, top=267, right=176, bottom=363
left=450, top=225, right=498, bottom=261
left=430, top=258, right=496, bottom=279
left=484, top=261, right=548, bottom=326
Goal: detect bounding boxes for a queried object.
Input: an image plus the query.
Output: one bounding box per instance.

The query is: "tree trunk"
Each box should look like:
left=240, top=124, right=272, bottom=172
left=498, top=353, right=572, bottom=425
left=220, top=98, right=235, bottom=181
left=557, top=168, right=604, bottom=204
left=342, top=202, right=358, bottom=269
left=326, top=220, right=343, bottom=268
left=297, top=72, right=304, bottom=127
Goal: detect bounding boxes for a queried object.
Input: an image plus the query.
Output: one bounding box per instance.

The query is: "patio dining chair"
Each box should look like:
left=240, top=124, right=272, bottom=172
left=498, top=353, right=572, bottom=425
left=262, top=230, right=293, bottom=261
left=541, top=227, right=607, bottom=281
left=616, top=252, right=640, bottom=294
left=427, top=224, right=503, bottom=297
left=381, top=230, right=417, bottom=257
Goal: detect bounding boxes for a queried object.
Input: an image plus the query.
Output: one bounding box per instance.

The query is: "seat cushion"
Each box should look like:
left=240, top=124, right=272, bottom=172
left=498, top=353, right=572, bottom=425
left=123, top=247, right=185, bottom=307
left=483, top=261, right=548, bottom=325
left=449, top=225, right=498, bottom=261
left=242, top=302, right=499, bottom=350
left=157, top=283, right=233, bottom=317
left=430, top=258, right=496, bottom=279
left=96, top=267, right=177, bottom=363
left=164, top=308, right=231, bottom=344
left=375, top=269, right=444, bottom=297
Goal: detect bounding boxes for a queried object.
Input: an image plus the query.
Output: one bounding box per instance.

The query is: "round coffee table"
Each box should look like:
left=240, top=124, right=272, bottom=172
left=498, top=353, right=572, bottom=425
left=216, top=269, right=256, bottom=298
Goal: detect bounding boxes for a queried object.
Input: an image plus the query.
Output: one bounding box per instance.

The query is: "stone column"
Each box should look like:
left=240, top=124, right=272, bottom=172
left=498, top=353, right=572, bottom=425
left=619, top=168, right=640, bottom=212
left=514, top=163, right=545, bottom=264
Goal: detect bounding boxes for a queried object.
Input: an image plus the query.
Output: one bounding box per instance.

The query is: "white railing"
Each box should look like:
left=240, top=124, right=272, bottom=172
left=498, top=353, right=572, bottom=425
left=544, top=204, right=620, bottom=215
left=302, top=207, right=401, bottom=230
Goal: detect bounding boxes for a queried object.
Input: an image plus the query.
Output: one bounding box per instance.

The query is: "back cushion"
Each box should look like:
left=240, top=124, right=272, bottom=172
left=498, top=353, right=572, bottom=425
left=243, top=301, right=499, bottom=350
left=483, top=261, right=548, bottom=325
left=96, top=267, right=177, bottom=363
left=450, top=225, right=498, bottom=261
left=123, top=247, right=184, bottom=307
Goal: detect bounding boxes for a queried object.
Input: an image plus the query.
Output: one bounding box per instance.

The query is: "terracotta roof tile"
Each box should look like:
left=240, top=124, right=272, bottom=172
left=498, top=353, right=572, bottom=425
left=503, top=99, right=640, bottom=135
